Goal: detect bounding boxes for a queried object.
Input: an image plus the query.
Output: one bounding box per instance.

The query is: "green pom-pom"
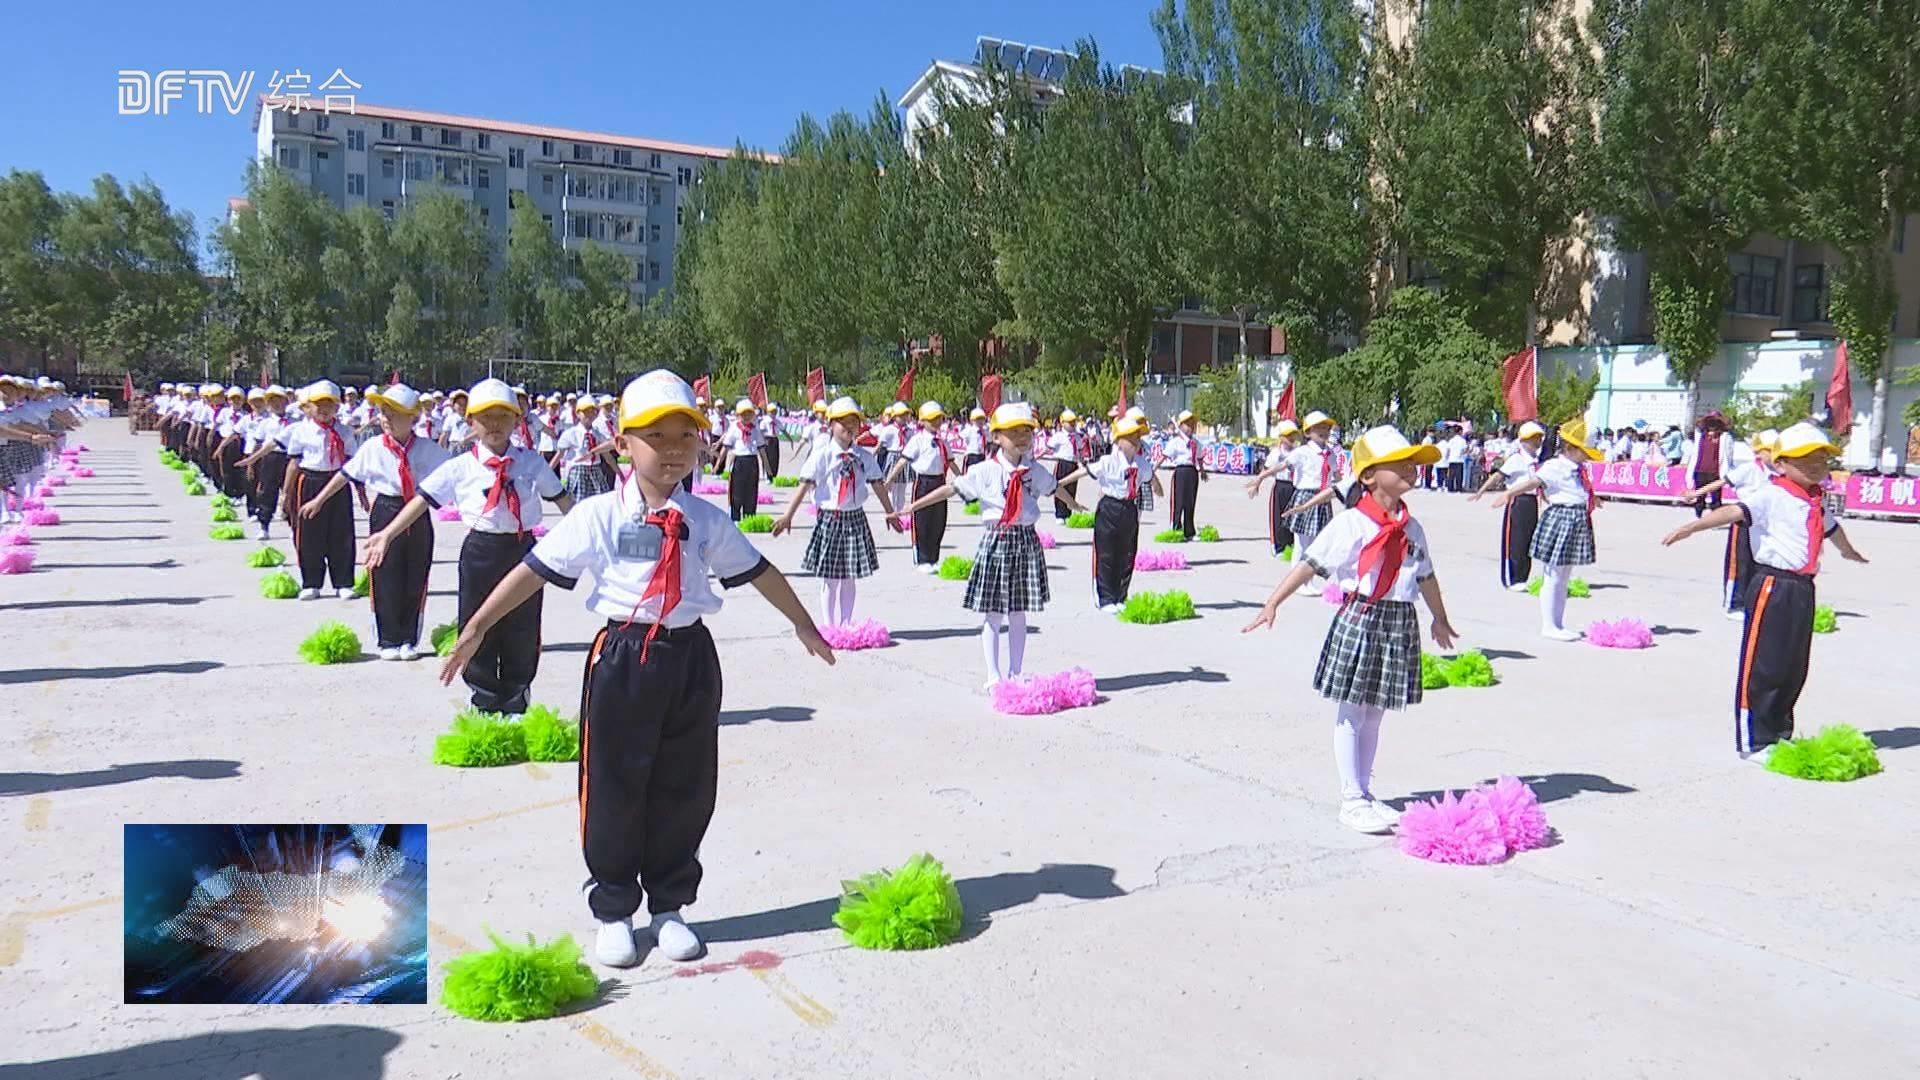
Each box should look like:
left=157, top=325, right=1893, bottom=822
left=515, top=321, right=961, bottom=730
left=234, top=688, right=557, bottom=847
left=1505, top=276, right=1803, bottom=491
left=737, top=513, right=774, bottom=533
left=1765, top=725, right=1883, bottom=782
left=521, top=704, right=581, bottom=763
left=1441, top=649, right=1497, bottom=687
left=432, top=708, right=528, bottom=767
left=937, top=555, right=973, bottom=580
left=1280, top=544, right=1295, bottom=560
left=186, top=482, right=208, bottom=496
left=209, top=524, right=244, bottom=540
left=1525, top=576, right=1589, bottom=597
left=832, top=853, right=965, bottom=951
left=259, top=571, right=300, bottom=599
left=1420, top=653, right=1449, bottom=690
left=441, top=930, right=599, bottom=1022
left=159, top=450, right=178, bottom=463
left=1813, top=605, right=1838, bottom=634
left=1197, top=525, right=1220, bottom=542
left=431, top=622, right=460, bottom=656
left=772, top=475, right=801, bottom=487
left=352, top=568, right=371, bottom=598
left=210, top=493, right=234, bottom=508
left=1152, top=528, right=1188, bottom=544
left=1065, top=511, right=1096, bottom=528
left=962, top=501, right=982, bottom=515
left=298, top=620, right=361, bottom=664
left=212, top=507, right=239, bottom=522
left=1118, top=589, right=1198, bottom=624
left=246, top=547, right=287, bottom=568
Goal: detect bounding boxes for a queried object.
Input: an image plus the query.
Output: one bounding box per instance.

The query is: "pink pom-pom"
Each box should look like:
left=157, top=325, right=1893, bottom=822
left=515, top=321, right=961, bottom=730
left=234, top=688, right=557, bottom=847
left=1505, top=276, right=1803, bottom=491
left=1034, top=529, right=1058, bottom=549
left=34, top=484, right=54, bottom=498
left=22, top=497, right=46, bottom=511
left=693, top=480, right=729, bottom=495
left=24, top=509, right=59, bottom=526
left=1586, top=618, right=1654, bottom=649
left=2, top=527, right=32, bottom=546
left=1322, top=583, right=1348, bottom=606
left=60, top=448, right=80, bottom=458
left=530, top=523, right=549, bottom=538
left=756, top=491, right=776, bottom=505
left=991, top=667, right=1098, bottom=715
left=434, top=506, right=463, bottom=522
left=1395, top=790, right=1509, bottom=865
left=1480, top=775, right=1552, bottom=853
left=817, top=618, right=893, bottom=650
left=0, top=548, right=35, bottom=574
left=74, top=466, right=93, bottom=478
left=46, top=475, right=67, bottom=487
left=1134, top=548, right=1188, bottom=571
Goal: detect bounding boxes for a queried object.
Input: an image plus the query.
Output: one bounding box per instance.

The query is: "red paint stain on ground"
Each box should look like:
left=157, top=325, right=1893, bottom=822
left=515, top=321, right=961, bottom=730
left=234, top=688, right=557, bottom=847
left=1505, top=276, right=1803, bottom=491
left=672, top=949, right=784, bottom=978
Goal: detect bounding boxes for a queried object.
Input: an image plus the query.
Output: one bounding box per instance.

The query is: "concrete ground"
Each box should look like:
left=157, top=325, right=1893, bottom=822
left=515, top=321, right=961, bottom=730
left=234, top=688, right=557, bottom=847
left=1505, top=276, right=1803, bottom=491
left=3, top=425, right=1917, bottom=1080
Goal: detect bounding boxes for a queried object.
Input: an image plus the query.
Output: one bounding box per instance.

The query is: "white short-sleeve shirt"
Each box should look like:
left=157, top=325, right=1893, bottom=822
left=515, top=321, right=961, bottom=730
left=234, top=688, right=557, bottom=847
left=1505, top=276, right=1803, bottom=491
left=1742, top=478, right=1838, bottom=574
left=417, top=444, right=563, bottom=532
left=1497, top=451, right=1536, bottom=483
left=343, top=433, right=453, bottom=499
left=952, top=453, right=1058, bottom=526
left=282, top=418, right=361, bottom=472
left=1087, top=449, right=1144, bottom=501
left=901, top=429, right=954, bottom=477
left=1286, top=442, right=1338, bottom=491
left=1533, top=455, right=1590, bottom=507
left=1303, top=505, right=1435, bottom=603
left=720, top=420, right=763, bottom=454
left=526, top=482, right=770, bottom=626
left=800, top=441, right=883, bottom=510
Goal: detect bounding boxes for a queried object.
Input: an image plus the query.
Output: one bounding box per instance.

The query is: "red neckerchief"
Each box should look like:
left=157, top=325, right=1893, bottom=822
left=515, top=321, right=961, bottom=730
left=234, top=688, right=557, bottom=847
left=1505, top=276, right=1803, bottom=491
left=737, top=418, right=754, bottom=445
left=1354, top=492, right=1411, bottom=603
left=1125, top=459, right=1138, bottom=501
left=1771, top=475, right=1824, bottom=574
left=1316, top=443, right=1332, bottom=491
left=616, top=484, right=686, bottom=663
left=997, top=461, right=1028, bottom=526
left=1573, top=457, right=1595, bottom=515
left=930, top=425, right=949, bottom=475
left=321, top=421, right=347, bottom=468
left=516, top=417, right=533, bottom=448
left=477, top=444, right=522, bottom=534
left=834, top=450, right=858, bottom=508
left=384, top=434, right=416, bottom=500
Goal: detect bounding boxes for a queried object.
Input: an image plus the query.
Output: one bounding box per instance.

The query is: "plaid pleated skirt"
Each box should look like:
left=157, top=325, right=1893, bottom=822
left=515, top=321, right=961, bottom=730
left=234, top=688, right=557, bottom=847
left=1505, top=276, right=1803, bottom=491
left=1288, top=486, right=1334, bottom=548
left=802, top=508, right=880, bottom=579
left=564, top=461, right=612, bottom=501
left=1313, top=597, right=1423, bottom=709
left=0, top=438, right=41, bottom=483
left=1136, top=476, right=1155, bottom=513
left=1530, top=503, right=1596, bottom=566
left=964, top=523, right=1050, bottom=613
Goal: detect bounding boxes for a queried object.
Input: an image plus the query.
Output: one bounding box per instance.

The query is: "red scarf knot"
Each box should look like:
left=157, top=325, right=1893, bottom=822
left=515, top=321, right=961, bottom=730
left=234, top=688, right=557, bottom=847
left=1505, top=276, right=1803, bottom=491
left=998, top=465, right=1028, bottom=526
left=1771, top=475, right=1824, bottom=575
left=1354, top=492, right=1411, bottom=603
left=479, top=448, right=522, bottom=533
left=622, top=505, right=686, bottom=663
left=834, top=451, right=859, bottom=508
left=384, top=434, right=416, bottom=501
left=321, top=422, right=347, bottom=469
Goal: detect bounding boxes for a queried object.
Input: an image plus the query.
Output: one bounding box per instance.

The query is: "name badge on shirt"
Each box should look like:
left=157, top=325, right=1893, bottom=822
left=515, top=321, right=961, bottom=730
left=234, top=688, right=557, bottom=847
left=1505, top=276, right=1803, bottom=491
left=615, top=522, right=664, bottom=561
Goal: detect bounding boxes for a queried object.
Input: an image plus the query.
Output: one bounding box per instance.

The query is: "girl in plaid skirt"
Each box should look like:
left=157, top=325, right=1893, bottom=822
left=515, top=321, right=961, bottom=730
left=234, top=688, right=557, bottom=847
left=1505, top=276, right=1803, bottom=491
left=552, top=398, right=615, bottom=502
left=772, top=397, right=904, bottom=627
left=1245, top=426, right=1460, bottom=836
left=901, top=403, right=1087, bottom=690
left=1280, top=412, right=1342, bottom=594
left=1494, top=419, right=1605, bottom=641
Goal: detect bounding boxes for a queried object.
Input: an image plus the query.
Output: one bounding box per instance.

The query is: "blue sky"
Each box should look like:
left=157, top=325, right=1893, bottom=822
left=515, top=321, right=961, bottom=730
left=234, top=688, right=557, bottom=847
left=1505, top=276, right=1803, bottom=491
left=0, top=1, right=1163, bottom=257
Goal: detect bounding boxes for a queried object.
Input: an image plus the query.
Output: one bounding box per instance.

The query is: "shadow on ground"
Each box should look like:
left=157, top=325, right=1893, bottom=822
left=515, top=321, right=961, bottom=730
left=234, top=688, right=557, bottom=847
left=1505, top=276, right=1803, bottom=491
left=0, top=759, right=243, bottom=796
left=0, top=660, right=220, bottom=685
left=0, top=1026, right=403, bottom=1080
left=1389, top=771, right=1637, bottom=809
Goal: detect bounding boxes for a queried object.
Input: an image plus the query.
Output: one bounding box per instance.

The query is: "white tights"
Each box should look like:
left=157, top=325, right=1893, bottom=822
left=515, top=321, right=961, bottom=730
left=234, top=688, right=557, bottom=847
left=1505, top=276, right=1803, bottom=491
left=818, top=578, right=858, bottom=627
left=980, top=612, right=1029, bottom=683
left=1334, top=702, right=1386, bottom=802
left=1539, top=563, right=1573, bottom=632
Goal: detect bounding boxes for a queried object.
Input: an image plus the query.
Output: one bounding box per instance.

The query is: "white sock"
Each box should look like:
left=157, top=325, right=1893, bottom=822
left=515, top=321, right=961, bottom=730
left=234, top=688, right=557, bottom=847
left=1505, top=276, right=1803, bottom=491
left=1540, top=564, right=1572, bottom=631
left=819, top=579, right=838, bottom=626
left=840, top=578, right=857, bottom=623
left=981, top=615, right=1004, bottom=683
left=1006, top=612, right=1028, bottom=676
left=1334, top=702, right=1384, bottom=801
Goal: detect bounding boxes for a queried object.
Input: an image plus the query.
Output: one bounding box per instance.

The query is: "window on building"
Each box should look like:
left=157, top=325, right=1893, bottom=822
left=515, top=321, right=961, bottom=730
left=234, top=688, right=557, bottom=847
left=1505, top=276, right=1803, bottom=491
left=380, top=155, right=395, bottom=180
left=410, top=124, right=423, bottom=142
left=346, top=129, right=364, bottom=151
left=1727, top=253, right=1780, bottom=316
left=573, top=143, right=593, bottom=162
left=381, top=199, right=395, bottom=221
left=569, top=212, right=593, bottom=240
left=480, top=207, right=490, bottom=226
left=677, top=165, right=692, bottom=186
left=476, top=166, right=490, bottom=190
left=541, top=139, right=555, bottom=157
left=542, top=213, right=553, bottom=229
left=380, top=120, right=395, bottom=140
left=347, top=172, right=365, bottom=196
left=613, top=149, right=632, bottom=166
left=648, top=260, right=661, bottom=282
left=542, top=173, right=553, bottom=195
left=477, top=132, right=491, bottom=151
left=650, top=222, right=661, bottom=243
left=277, top=145, right=301, bottom=169
left=508, top=147, right=524, bottom=169
left=315, top=115, right=330, bottom=133
left=613, top=217, right=638, bottom=243
left=405, top=156, right=428, bottom=181
left=650, top=184, right=662, bottom=206
left=509, top=189, right=524, bottom=209
left=636, top=260, right=646, bottom=283
left=648, top=152, right=661, bottom=170
left=440, top=129, right=461, bottom=147
left=1793, top=264, right=1829, bottom=323
left=315, top=149, right=330, bottom=162
left=675, top=205, right=683, bottom=226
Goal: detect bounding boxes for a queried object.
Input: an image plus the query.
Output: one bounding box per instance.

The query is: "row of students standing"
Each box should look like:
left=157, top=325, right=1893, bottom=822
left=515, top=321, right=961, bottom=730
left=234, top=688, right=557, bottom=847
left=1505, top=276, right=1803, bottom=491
left=0, top=375, right=78, bottom=522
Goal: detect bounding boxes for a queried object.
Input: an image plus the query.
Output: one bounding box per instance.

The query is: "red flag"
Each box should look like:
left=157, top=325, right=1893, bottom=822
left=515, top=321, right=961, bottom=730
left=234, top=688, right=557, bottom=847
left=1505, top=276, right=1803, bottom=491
left=805, top=367, right=826, bottom=407
left=258, top=363, right=270, bottom=389
left=1827, top=341, right=1853, bottom=436
left=1117, top=368, right=1130, bottom=416
left=1275, top=378, right=1296, bottom=422
left=1501, top=344, right=1539, bottom=422
left=979, top=373, right=1002, bottom=416
left=122, top=372, right=135, bottom=400
left=692, top=375, right=711, bottom=403
left=389, top=369, right=401, bottom=385
left=746, top=372, right=767, bottom=410
left=896, top=363, right=915, bottom=404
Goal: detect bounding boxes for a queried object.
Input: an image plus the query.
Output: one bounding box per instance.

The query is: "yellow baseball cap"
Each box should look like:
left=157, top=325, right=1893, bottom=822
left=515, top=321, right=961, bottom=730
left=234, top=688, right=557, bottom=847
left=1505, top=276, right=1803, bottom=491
left=619, top=369, right=711, bottom=431
left=465, top=378, right=522, bottom=417
left=989, top=402, right=1037, bottom=431
left=1773, top=422, right=1840, bottom=460
left=918, top=401, right=946, bottom=422
left=825, top=396, right=863, bottom=422
left=1517, top=421, right=1547, bottom=441
left=1351, top=425, right=1440, bottom=475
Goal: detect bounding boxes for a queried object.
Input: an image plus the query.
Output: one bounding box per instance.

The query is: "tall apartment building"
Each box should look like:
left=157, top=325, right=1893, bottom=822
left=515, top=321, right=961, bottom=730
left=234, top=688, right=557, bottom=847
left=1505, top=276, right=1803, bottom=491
left=249, top=99, right=760, bottom=302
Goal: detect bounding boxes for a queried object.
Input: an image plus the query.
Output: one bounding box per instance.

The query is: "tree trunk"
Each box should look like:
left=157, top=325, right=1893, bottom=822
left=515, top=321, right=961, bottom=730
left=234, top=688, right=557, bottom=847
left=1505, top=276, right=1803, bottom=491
left=1237, top=312, right=1251, bottom=438
left=1869, top=354, right=1891, bottom=464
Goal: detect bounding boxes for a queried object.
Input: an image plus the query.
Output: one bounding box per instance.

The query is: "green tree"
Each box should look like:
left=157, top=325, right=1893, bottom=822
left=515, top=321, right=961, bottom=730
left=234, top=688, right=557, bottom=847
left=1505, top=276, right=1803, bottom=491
left=0, top=171, right=66, bottom=367
left=1341, top=286, right=1502, bottom=429
left=500, top=193, right=561, bottom=359
left=387, top=190, right=495, bottom=380
left=51, top=175, right=208, bottom=374
left=1533, top=365, right=1600, bottom=426
left=215, top=163, right=340, bottom=381
left=320, top=206, right=399, bottom=374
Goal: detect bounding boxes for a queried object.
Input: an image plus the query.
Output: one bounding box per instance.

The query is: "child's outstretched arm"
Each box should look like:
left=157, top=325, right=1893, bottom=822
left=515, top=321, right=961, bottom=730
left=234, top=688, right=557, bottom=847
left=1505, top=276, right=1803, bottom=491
left=1242, top=560, right=1319, bottom=632
left=438, top=564, right=546, bottom=684
left=1418, top=575, right=1459, bottom=649
left=1282, top=486, right=1338, bottom=518
left=1661, top=504, right=1744, bottom=546
left=1491, top=476, right=1541, bottom=508
left=868, top=480, right=905, bottom=532
left=748, top=564, right=835, bottom=664
left=900, top=482, right=957, bottom=516
left=769, top=480, right=815, bottom=536
left=1828, top=525, right=1869, bottom=563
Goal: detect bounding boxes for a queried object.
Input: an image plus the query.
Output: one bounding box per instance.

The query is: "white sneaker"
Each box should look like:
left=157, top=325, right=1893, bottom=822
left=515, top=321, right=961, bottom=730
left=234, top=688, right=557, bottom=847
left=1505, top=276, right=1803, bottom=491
left=1366, top=799, right=1402, bottom=827
left=378, top=647, right=402, bottom=661
left=325, top=587, right=343, bottom=600
left=1339, top=800, right=1394, bottom=835
left=1507, top=582, right=1532, bottom=593
left=916, top=563, right=935, bottom=575
left=983, top=677, right=1003, bottom=694
left=594, top=919, right=639, bottom=967
left=398, top=643, right=419, bottom=661
left=253, top=523, right=268, bottom=540
left=649, top=912, right=704, bottom=961
left=1725, top=609, right=1745, bottom=621
left=1100, top=603, right=1123, bottom=614
left=1541, top=627, right=1581, bottom=642
left=297, top=588, right=320, bottom=601
left=1744, top=745, right=1775, bottom=766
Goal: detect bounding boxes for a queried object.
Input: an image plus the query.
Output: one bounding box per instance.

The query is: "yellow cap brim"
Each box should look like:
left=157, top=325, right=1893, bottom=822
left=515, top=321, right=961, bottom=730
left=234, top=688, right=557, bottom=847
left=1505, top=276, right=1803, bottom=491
left=621, top=403, right=711, bottom=431
left=1574, top=443, right=1605, bottom=461
left=989, top=419, right=1036, bottom=432
left=1361, top=444, right=1441, bottom=472
left=1775, top=442, right=1840, bottom=459
left=467, top=401, right=522, bottom=418
left=306, top=393, right=339, bottom=405
left=828, top=410, right=863, bottom=422
left=373, top=397, right=421, bottom=415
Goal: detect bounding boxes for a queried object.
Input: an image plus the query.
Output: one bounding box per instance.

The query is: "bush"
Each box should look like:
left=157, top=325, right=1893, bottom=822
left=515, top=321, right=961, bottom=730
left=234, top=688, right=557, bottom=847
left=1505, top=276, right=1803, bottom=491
left=737, top=513, right=774, bottom=533
left=298, top=621, right=361, bottom=664
left=1118, top=590, right=1197, bottom=624
left=1065, top=511, right=1095, bottom=528
left=258, top=571, right=300, bottom=599
left=937, top=555, right=973, bottom=580
left=832, top=853, right=965, bottom=951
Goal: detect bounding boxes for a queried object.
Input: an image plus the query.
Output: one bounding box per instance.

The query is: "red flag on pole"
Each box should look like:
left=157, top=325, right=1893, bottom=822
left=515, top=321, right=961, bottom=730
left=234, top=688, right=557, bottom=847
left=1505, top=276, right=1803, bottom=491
left=123, top=372, right=135, bottom=401
left=1827, top=340, right=1853, bottom=435
left=692, top=375, right=711, bottom=403
left=979, top=373, right=1002, bottom=416
left=1501, top=344, right=1539, bottom=422
left=746, top=372, right=767, bottom=410
left=805, top=367, right=826, bottom=407
left=1275, top=379, right=1296, bottom=422
left=1116, top=367, right=1129, bottom=416
left=896, top=363, right=915, bottom=405
left=389, top=369, right=401, bottom=385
